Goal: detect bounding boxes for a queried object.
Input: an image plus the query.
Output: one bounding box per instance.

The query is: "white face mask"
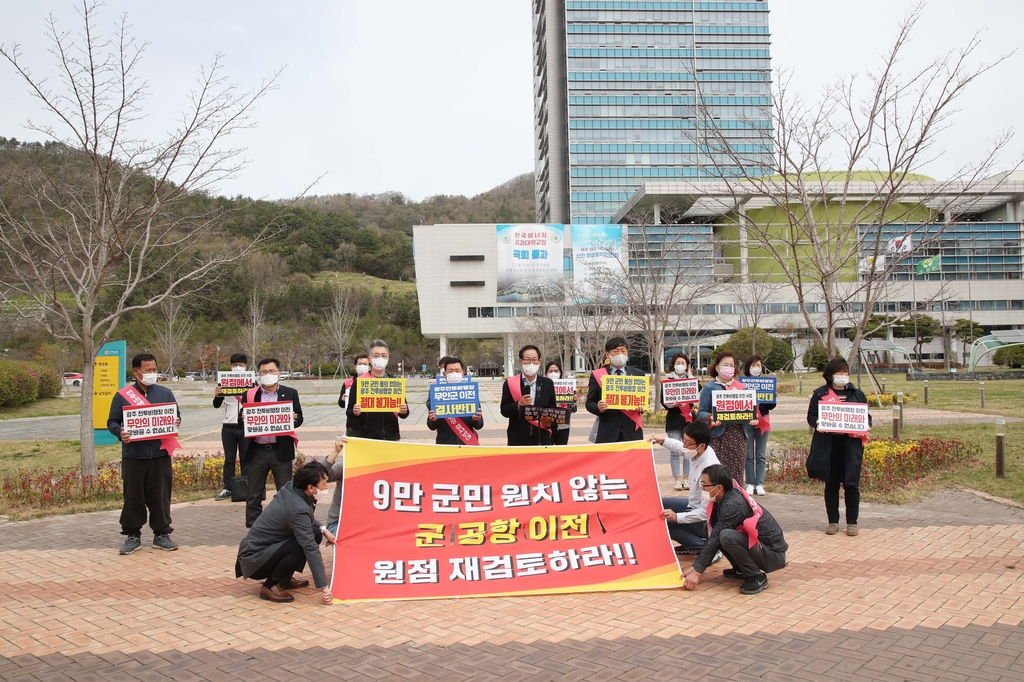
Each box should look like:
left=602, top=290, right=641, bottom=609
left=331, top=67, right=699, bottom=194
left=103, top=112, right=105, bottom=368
left=682, top=446, right=700, bottom=459
left=718, top=366, right=735, bottom=381
left=232, top=365, right=246, bottom=372
left=355, top=363, right=370, bottom=375
left=315, top=485, right=331, bottom=501
left=260, top=373, right=279, bottom=387
left=139, top=373, right=158, bottom=386
left=832, top=374, right=850, bottom=387
left=521, top=362, right=539, bottom=377
left=609, top=353, right=628, bottom=368
left=446, top=372, right=463, bottom=383
left=370, top=357, right=388, bottom=371
left=674, top=364, right=687, bottom=375
left=749, top=366, right=762, bottom=377
left=700, top=490, right=712, bottom=505
left=547, top=371, right=561, bottom=380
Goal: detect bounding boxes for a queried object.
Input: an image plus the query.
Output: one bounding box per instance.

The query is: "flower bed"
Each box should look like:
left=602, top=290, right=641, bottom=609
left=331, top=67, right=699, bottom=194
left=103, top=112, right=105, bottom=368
left=768, top=437, right=978, bottom=494
left=865, top=393, right=918, bottom=408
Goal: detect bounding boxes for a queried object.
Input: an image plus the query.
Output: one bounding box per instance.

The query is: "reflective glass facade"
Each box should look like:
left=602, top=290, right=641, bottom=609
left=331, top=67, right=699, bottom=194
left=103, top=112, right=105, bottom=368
left=533, top=0, right=773, bottom=224
left=860, top=223, right=1023, bottom=281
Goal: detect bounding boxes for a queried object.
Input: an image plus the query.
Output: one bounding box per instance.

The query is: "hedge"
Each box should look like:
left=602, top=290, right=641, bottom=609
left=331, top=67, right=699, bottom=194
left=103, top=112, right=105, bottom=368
left=26, top=363, right=62, bottom=399
left=0, top=360, right=39, bottom=407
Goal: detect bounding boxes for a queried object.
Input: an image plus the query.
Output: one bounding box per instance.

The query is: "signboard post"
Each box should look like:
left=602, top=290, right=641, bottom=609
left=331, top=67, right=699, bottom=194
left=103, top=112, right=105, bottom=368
left=661, top=378, right=699, bottom=405
left=601, top=375, right=649, bottom=412
left=430, top=381, right=480, bottom=418
left=92, top=340, right=126, bottom=446
left=711, top=389, right=758, bottom=422
left=121, top=403, right=179, bottom=441
left=356, top=377, right=407, bottom=412
left=817, top=402, right=871, bottom=437
left=242, top=401, right=296, bottom=439
left=217, top=371, right=256, bottom=396
left=740, top=376, right=777, bottom=404
left=552, top=378, right=579, bottom=413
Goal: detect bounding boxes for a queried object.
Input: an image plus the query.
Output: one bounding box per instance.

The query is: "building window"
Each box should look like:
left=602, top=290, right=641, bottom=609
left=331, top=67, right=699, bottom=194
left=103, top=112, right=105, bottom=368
left=468, top=308, right=477, bottom=318
left=480, top=307, right=495, bottom=318
left=450, top=255, right=485, bottom=261
left=497, top=307, right=512, bottom=318
left=451, top=281, right=485, bottom=287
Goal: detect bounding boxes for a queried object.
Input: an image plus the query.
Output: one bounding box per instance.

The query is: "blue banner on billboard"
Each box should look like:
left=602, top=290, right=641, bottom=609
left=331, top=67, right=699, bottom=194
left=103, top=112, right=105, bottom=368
left=740, top=376, right=777, bottom=404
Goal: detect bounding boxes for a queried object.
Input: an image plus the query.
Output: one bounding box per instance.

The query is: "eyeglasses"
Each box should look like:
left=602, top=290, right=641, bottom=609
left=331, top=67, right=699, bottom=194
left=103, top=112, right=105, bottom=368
left=699, top=482, right=717, bottom=489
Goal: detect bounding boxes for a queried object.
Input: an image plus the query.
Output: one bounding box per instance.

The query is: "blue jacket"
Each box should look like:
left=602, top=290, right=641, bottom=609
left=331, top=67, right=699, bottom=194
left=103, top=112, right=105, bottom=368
left=697, top=379, right=732, bottom=439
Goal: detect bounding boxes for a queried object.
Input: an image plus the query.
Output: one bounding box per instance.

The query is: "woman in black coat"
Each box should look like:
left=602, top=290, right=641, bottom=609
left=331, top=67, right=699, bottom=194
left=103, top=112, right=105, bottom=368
left=806, top=357, right=871, bottom=537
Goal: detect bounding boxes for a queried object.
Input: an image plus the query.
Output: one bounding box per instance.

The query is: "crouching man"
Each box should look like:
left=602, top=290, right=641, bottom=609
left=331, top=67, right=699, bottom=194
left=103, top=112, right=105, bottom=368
left=680, top=464, right=788, bottom=595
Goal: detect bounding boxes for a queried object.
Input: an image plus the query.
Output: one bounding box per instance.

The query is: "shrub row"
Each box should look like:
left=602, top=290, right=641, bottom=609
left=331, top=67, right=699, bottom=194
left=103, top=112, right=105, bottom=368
left=0, top=360, right=62, bottom=407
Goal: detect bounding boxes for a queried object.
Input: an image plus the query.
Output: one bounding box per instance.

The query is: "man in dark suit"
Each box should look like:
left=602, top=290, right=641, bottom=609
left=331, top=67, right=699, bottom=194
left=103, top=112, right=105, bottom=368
left=428, top=356, right=484, bottom=444
left=242, top=357, right=304, bottom=528
left=587, top=337, right=645, bottom=443
left=345, top=339, right=410, bottom=440
left=500, top=345, right=556, bottom=446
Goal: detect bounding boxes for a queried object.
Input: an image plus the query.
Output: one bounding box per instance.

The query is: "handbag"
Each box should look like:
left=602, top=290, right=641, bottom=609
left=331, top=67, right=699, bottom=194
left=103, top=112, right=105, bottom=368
left=229, top=475, right=249, bottom=502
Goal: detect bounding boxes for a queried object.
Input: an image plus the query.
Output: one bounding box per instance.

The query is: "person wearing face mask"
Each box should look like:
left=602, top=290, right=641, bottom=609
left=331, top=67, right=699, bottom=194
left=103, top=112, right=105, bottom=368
left=346, top=340, right=410, bottom=441
left=660, top=352, right=696, bottom=490
left=428, top=357, right=484, bottom=445
left=107, top=353, right=182, bottom=555
left=544, top=359, right=573, bottom=445
left=740, top=354, right=776, bottom=497
left=240, top=357, right=305, bottom=528
left=806, top=357, right=871, bottom=537
left=213, top=353, right=255, bottom=501
left=500, top=345, right=557, bottom=446
left=697, top=351, right=748, bottom=485
left=653, top=420, right=721, bottom=554
left=680, top=464, right=788, bottom=596
left=587, top=337, right=646, bottom=443
left=337, top=354, right=371, bottom=415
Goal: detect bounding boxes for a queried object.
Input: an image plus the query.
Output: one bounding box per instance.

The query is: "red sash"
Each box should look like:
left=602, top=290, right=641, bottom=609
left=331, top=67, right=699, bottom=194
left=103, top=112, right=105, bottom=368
left=821, top=388, right=868, bottom=444
left=244, top=386, right=299, bottom=444
left=507, top=375, right=551, bottom=433
left=118, top=385, right=181, bottom=455
left=662, top=375, right=694, bottom=423
left=707, top=479, right=764, bottom=549
left=447, top=416, right=480, bottom=446
left=593, top=367, right=644, bottom=431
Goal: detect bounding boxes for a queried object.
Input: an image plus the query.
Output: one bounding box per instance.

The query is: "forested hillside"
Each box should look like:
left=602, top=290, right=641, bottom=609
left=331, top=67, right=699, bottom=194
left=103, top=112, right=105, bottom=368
left=0, top=136, right=533, bottom=373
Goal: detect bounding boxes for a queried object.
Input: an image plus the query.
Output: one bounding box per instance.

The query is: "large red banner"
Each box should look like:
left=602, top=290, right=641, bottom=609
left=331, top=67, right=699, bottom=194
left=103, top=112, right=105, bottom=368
left=330, top=439, right=681, bottom=603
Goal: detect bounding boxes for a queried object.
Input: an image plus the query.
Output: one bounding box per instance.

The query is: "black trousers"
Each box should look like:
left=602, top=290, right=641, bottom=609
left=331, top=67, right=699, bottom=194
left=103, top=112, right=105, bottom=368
left=824, top=443, right=860, bottom=524
left=719, top=529, right=787, bottom=579
left=246, top=445, right=293, bottom=527
left=221, top=425, right=248, bottom=489
left=120, top=455, right=173, bottom=537
left=552, top=427, right=570, bottom=446
left=248, top=537, right=306, bottom=587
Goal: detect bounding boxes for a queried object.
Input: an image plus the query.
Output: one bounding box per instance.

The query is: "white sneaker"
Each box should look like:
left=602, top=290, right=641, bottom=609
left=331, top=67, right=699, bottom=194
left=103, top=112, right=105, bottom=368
left=712, top=550, right=723, bottom=564
left=745, top=484, right=754, bottom=495
left=755, top=485, right=766, bottom=496
left=673, top=481, right=683, bottom=491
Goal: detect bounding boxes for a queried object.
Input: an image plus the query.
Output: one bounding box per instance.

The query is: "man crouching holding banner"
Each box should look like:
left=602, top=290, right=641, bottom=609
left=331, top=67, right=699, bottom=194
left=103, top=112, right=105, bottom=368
left=107, top=353, right=181, bottom=556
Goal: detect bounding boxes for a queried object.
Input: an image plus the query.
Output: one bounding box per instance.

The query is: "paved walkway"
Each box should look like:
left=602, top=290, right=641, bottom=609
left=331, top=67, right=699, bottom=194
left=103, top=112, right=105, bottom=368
left=1, top=453, right=1022, bottom=680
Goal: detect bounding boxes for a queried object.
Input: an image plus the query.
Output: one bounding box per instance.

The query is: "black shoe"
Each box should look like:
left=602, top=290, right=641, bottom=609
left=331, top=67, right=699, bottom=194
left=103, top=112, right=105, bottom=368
left=722, top=568, right=745, bottom=579
left=119, top=535, right=141, bottom=555
left=674, top=545, right=699, bottom=555
left=740, top=572, right=769, bottom=595
left=215, top=489, right=231, bottom=501
left=152, top=534, right=178, bottom=551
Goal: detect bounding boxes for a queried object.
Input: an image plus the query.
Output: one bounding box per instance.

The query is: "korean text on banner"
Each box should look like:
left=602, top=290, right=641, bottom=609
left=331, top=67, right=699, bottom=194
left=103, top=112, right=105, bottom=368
left=356, top=378, right=407, bottom=412
left=430, top=381, right=480, bottom=418
left=495, top=224, right=565, bottom=303
left=523, top=405, right=572, bottom=426
left=330, top=439, right=680, bottom=603
left=552, top=378, right=579, bottom=412
left=91, top=355, right=120, bottom=429
left=121, top=403, right=179, bottom=441
left=740, top=376, right=777, bottom=404
left=817, top=402, right=870, bottom=436
left=242, top=401, right=295, bottom=438
left=217, top=371, right=255, bottom=396
left=662, top=378, right=699, bottom=405
left=712, top=390, right=757, bottom=422
left=571, top=224, right=624, bottom=303
left=601, top=374, right=649, bottom=411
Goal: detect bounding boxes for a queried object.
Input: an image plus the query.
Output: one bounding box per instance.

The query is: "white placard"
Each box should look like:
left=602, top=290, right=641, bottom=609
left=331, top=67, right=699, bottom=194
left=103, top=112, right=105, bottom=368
left=662, top=378, right=699, bottom=405
left=122, top=403, right=178, bottom=441
left=817, top=402, right=870, bottom=436
left=242, top=401, right=295, bottom=438
left=217, top=371, right=256, bottom=396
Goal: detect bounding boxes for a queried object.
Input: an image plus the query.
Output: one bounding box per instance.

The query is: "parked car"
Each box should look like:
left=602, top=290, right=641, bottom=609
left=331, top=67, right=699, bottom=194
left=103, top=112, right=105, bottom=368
left=63, top=372, right=83, bottom=387
left=183, top=372, right=200, bottom=382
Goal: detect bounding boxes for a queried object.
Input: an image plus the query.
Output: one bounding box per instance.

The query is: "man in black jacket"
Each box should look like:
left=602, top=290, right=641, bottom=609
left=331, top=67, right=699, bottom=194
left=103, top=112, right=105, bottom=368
left=428, top=356, right=484, bottom=444
left=242, top=357, right=304, bottom=528
left=345, top=340, right=410, bottom=440
left=681, top=464, right=788, bottom=595
left=212, top=353, right=254, bottom=500
left=586, top=337, right=646, bottom=443
left=108, top=353, right=181, bottom=555
left=499, top=345, right=556, bottom=446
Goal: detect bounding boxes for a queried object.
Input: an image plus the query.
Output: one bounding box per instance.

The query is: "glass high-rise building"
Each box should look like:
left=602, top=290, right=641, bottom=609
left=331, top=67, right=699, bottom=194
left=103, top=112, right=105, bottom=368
left=533, top=0, right=773, bottom=224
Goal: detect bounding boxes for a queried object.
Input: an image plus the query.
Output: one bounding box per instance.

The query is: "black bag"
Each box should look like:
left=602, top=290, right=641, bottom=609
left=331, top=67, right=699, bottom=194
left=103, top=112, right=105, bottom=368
left=230, top=475, right=248, bottom=502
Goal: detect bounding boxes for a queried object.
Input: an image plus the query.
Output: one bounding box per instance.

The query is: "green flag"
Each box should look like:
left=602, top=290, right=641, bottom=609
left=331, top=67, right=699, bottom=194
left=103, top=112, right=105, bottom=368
left=915, top=256, right=940, bottom=275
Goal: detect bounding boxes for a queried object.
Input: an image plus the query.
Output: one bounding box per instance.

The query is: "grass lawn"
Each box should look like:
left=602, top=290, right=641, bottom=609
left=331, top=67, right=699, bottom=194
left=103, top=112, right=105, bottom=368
left=0, top=397, right=83, bottom=420
left=0, top=439, right=122, bottom=475
left=314, top=271, right=416, bottom=294
left=768, top=421, right=1024, bottom=505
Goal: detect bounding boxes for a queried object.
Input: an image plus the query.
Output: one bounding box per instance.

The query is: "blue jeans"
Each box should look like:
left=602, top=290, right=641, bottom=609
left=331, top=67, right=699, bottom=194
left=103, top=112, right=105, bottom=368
left=661, top=496, right=707, bottom=550
left=666, top=430, right=690, bottom=479
left=743, top=423, right=769, bottom=488
left=326, top=521, right=338, bottom=535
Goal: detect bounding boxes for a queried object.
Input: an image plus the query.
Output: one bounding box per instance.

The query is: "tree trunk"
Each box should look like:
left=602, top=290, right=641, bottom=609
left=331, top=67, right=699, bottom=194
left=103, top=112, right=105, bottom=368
left=79, top=340, right=99, bottom=477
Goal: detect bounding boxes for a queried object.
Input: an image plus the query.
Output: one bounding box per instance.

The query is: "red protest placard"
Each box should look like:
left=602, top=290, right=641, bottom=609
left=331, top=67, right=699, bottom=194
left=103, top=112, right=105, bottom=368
left=330, top=439, right=681, bottom=603
left=242, top=401, right=295, bottom=438
left=121, top=403, right=178, bottom=441
left=662, top=378, right=699, bottom=404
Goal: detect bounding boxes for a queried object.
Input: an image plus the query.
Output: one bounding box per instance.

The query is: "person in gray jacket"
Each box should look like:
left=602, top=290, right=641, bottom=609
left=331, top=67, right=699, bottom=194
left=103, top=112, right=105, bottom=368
left=316, top=436, right=346, bottom=535
left=235, top=461, right=336, bottom=604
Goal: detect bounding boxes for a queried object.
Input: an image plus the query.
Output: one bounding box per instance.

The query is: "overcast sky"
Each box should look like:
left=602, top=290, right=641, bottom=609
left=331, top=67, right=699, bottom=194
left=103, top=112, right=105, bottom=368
left=1, top=1, right=1020, bottom=201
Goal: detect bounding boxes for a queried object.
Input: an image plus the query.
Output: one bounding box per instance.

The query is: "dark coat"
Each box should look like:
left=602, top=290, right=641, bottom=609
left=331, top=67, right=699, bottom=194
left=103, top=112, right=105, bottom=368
left=500, top=375, right=556, bottom=446
left=806, top=383, right=871, bottom=486
left=659, top=376, right=698, bottom=432
left=235, top=481, right=329, bottom=588
left=586, top=366, right=646, bottom=443
left=107, top=382, right=181, bottom=459
left=692, top=486, right=788, bottom=574
left=345, top=375, right=409, bottom=440
left=239, top=384, right=304, bottom=463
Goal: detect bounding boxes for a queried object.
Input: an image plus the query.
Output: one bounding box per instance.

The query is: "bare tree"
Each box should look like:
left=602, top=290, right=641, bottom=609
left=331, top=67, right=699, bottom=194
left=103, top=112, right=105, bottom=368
left=323, top=287, right=358, bottom=378
left=152, top=299, right=195, bottom=378
left=0, top=3, right=282, bottom=475
left=706, top=5, right=1016, bottom=362
left=735, top=277, right=782, bottom=355
left=239, top=290, right=266, bottom=371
